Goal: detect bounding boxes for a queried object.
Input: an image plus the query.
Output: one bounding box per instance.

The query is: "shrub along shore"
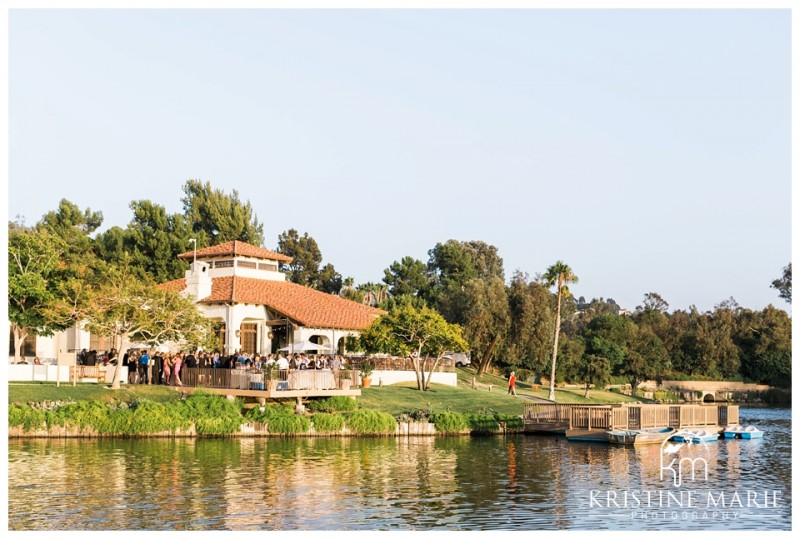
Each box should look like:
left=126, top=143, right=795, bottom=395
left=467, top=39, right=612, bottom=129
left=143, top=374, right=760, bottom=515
left=8, top=389, right=525, bottom=438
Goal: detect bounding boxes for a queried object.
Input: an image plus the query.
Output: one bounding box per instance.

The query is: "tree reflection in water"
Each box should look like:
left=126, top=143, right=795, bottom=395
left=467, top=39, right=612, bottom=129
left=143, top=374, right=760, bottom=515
left=8, top=408, right=791, bottom=531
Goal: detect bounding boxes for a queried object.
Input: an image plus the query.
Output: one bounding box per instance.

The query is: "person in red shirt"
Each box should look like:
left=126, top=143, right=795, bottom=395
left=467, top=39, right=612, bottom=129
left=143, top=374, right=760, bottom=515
left=508, top=371, right=517, bottom=395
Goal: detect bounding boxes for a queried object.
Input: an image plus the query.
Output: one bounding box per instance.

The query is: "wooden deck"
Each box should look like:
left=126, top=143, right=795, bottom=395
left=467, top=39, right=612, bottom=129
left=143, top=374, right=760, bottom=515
left=161, top=367, right=362, bottom=401
left=524, top=403, right=738, bottom=437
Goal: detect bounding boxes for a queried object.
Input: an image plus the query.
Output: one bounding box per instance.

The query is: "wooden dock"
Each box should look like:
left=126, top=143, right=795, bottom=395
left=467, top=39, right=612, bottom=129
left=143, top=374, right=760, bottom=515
left=523, top=403, right=739, bottom=442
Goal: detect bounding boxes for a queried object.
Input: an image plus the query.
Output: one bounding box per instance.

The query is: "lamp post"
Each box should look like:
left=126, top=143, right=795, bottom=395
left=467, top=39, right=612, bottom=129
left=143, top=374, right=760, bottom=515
left=189, top=238, right=197, bottom=267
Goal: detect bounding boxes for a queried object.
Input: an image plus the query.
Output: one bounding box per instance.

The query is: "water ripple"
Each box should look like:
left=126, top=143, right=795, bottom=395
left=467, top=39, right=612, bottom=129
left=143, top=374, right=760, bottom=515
left=8, top=408, right=790, bottom=530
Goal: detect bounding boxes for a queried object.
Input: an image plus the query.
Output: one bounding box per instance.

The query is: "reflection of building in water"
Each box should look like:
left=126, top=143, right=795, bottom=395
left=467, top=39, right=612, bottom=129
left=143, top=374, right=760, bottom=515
left=214, top=437, right=461, bottom=529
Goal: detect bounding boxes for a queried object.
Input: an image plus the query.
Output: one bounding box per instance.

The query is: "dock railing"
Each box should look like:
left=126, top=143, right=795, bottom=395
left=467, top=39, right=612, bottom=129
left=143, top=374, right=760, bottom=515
left=524, top=403, right=739, bottom=432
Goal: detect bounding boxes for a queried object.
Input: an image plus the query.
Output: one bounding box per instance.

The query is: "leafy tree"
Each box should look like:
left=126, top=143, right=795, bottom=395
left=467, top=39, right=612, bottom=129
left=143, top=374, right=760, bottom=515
left=735, top=305, right=792, bottom=385
left=8, top=225, right=73, bottom=362
left=36, top=199, right=103, bottom=263
left=771, top=263, right=791, bottom=303
left=83, top=260, right=215, bottom=389
left=181, top=179, right=264, bottom=246
left=582, top=314, right=633, bottom=371
left=543, top=261, right=579, bottom=401
left=622, top=327, right=669, bottom=396
left=316, top=263, right=343, bottom=295
left=426, top=239, right=504, bottom=321
left=580, top=354, right=612, bottom=398
left=638, top=292, right=669, bottom=313
left=277, top=228, right=323, bottom=286
left=503, top=271, right=554, bottom=373
left=462, top=277, right=510, bottom=376
left=358, top=304, right=468, bottom=391
left=383, top=256, right=429, bottom=298
left=566, top=297, right=620, bottom=336
left=746, top=349, right=791, bottom=387
left=96, top=200, right=192, bottom=282
left=633, top=293, right=670, bottom=336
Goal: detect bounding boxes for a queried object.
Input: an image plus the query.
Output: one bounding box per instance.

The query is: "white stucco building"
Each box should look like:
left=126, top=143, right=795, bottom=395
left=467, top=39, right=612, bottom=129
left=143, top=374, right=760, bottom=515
left=8, top=240, right=385, bottom=362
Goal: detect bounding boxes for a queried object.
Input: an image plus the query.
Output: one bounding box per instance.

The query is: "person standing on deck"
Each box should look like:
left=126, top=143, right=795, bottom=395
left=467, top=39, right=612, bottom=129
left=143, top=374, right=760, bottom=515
left=172, top=353, right=183, bottom=386
left=138, top=351, right=150, bottom=384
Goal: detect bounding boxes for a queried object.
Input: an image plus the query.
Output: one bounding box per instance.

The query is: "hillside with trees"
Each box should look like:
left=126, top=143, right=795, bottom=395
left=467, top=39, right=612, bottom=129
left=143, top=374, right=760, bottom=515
left=8, top=182, right=791, bottom=391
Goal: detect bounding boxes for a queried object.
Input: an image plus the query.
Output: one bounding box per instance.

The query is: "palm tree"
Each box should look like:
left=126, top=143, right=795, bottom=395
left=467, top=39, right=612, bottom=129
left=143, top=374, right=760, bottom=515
left=544, top=261, right=578, bottom=401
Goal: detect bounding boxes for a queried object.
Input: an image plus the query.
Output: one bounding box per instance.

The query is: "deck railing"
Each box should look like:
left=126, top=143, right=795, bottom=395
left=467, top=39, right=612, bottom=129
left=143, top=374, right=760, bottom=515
left=177, top=368, right=359, bottom=391
left=570, top=406, right=614, bottom=430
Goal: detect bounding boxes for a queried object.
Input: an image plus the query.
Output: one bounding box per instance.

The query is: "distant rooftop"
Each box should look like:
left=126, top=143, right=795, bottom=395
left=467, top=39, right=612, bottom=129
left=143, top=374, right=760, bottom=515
left=177, top=240, right=293, bottom=263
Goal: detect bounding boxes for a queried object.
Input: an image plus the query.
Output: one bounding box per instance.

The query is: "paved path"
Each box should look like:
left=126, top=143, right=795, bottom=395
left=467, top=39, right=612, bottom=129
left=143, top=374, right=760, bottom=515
left=517, top=394, right=553, bottom=403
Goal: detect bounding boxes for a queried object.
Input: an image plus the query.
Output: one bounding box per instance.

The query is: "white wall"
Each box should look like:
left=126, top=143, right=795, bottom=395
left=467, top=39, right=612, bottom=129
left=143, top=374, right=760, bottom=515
left=7, top=364, right=128, bottom=384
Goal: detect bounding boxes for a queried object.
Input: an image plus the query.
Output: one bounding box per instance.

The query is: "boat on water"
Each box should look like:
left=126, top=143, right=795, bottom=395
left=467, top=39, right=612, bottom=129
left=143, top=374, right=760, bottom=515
left=723, top=425, right=764, bottom=439
left=673, top=429, right=720, bottom=443
left=606, top=427, right=676, bottom=445
left=723, top=425, right=744, bottom=439
left=740, top=426, right=764, bottom=439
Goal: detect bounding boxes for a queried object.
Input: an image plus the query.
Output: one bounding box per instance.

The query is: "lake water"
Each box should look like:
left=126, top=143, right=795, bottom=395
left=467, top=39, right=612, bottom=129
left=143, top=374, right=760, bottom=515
left=7, top=407, right=791, bottom=530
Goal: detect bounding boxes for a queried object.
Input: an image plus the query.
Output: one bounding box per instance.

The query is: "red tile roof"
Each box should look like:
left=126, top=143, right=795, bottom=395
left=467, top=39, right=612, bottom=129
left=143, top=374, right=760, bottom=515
left=159, top=276, right=385, bottom=330
left=177, top=240, right=293, bottom=263
left=160, top=278, right=187, bottom=293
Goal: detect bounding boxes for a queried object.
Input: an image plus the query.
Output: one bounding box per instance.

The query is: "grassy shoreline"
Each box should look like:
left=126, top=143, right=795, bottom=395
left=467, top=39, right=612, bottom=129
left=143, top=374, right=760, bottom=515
left=7, top=368, right=645, bottom=438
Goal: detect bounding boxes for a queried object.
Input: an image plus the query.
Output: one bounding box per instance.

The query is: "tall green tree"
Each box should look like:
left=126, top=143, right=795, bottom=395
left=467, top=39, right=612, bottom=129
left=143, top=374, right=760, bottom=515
left=580, top=354, right=612, bottom=399
left=181, top=179, right=264, bottom=246
left=96, top=200, right=193, bottom=282
left=8, top=225, right=73, bottom=362
left=503, top=271, right=554, bottom=373
left=358, top=303, right=467, bottom=391
left=383, top=256, right=429, bottom=298
left=316, top=263, right=343, bottom=295
left=771, top=263, right=791, bottom=303
left=543, top=261, right=579, bottom=401
left=623, top=326, right=669, bottom=396
left=276, top=228, right=323, bottom=286
left=426, top=239, right=504, bottom=322
left=462, top=277, right=510, bottom=376
left=36, top=199, right=102, bottom=263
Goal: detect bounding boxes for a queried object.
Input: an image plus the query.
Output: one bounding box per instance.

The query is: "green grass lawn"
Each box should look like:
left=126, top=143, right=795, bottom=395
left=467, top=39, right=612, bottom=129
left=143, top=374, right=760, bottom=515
left=9, top=368, right=641, bottom=415
left=454, top=367, right=643, bottom=404
left=8, top=382, right=182, bottom=405
left=355, top=382, right=525, bottom=416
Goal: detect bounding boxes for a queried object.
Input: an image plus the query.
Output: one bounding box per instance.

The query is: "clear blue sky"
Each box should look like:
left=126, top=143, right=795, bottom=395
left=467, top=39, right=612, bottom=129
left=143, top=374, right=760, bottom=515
left=8, top=9, right=791, bottom=313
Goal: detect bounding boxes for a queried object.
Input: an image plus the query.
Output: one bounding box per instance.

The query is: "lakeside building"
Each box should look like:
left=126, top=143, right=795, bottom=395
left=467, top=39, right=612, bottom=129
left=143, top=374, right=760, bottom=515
left=8, top=240, right=385, bottom=362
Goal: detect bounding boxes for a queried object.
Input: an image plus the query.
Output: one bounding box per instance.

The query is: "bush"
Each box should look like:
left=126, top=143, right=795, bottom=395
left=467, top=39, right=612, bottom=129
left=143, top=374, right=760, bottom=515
left=268, top=414, right=311, bottom=434
left=495, top=413, right=524, bottom=431
left=8, top=404, right=47, bottom=432
left=58, top=400, right=120, bottom=434
left=312, top=413, right=346, bottom=433
left=129, top=400, right=190, bottom=435
left=175, top=393, right=244, bottom=435
left=429, top=411, right=469, bottom=433
left=307, top=396, right=358, bottom=413
left=464, top=413, right=500, bottom=433
left=345, top=410, right=397, bottom=435
left=244, top=404, right=295, bottom=423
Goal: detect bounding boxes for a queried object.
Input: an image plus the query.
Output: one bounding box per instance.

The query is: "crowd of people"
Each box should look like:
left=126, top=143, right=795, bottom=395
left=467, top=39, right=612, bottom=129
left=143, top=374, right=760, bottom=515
left=118, top=349, right=351, bottom=386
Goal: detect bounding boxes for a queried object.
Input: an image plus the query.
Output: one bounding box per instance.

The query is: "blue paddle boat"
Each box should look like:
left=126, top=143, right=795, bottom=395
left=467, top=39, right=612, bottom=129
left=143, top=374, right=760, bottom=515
left=740, top=426, right=764, bottom=439
left=723, top=425, right=744, bottom=439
